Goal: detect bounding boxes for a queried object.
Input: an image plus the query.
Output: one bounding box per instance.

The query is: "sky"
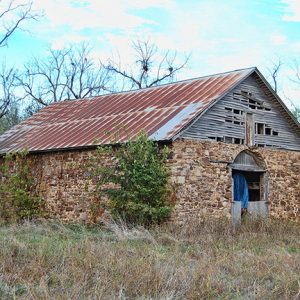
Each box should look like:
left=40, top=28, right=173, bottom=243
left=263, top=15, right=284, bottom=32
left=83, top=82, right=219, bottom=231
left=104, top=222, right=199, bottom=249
left=1, top=0, right=300, bottom=107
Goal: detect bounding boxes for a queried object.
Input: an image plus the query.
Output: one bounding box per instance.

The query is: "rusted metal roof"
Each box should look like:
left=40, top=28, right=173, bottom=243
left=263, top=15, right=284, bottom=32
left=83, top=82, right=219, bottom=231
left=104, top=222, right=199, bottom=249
left=0, top=67, right=255, bottom=153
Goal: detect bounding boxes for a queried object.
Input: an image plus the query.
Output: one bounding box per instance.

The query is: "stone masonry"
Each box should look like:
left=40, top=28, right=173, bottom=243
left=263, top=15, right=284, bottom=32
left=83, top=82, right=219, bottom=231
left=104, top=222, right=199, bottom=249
left=1, top=139, right=299, bottom=223
left=170, top=139, right=300, bottom=222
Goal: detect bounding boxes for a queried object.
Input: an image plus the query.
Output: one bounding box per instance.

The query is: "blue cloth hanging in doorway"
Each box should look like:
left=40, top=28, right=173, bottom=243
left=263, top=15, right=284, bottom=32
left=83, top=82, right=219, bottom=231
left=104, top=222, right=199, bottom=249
left=233, top=173, right=249, bottom=209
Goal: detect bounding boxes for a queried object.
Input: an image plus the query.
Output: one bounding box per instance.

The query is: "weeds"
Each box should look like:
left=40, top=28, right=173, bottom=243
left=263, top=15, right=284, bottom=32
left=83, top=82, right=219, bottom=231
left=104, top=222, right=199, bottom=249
left=0, top=218, right=299, bottom=299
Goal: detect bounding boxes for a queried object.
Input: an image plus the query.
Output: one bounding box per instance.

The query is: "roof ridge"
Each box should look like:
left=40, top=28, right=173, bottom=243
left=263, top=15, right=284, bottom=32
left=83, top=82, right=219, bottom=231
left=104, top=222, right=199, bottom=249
left=47, top=66, right=257, bottom=104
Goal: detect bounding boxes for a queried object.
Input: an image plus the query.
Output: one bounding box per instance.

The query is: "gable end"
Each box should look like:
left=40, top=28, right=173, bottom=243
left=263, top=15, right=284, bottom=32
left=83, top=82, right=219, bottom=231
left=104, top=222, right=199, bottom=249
left=178, top=70, right=300, bottom=151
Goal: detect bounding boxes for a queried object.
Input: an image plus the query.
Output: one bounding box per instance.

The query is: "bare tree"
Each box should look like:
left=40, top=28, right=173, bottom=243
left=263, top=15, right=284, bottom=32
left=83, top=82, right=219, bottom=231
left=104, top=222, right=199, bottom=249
left=0, top=98, right=22, bottom=133
left=0, top=0, right=39, bottom=123
left=0, top=64, right=18, bottom=118
left=0, top=0, right=39, bottom=47
left=105, top=40, right=190, bottom=90
left=291, top=59, right=300, bottom=86
left=18, top=43, right=111, bottom=108
left=266, top=58, right=283, bottom=93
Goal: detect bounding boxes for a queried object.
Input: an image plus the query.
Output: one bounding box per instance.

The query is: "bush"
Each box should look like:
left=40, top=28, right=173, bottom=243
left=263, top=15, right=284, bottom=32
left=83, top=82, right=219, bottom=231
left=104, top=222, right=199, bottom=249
left=93, top=132, right=172, bottom=225
left=0, top=150, right=44, bottom=223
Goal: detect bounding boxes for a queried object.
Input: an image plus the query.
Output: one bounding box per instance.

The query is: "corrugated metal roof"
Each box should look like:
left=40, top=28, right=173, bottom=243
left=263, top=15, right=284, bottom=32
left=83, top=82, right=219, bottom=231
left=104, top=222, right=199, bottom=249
left=0, top=67, right=255, bottom=153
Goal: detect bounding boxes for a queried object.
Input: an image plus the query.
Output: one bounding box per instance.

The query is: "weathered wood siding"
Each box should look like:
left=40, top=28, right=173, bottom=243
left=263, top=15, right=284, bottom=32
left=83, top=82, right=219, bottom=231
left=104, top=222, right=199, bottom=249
left=180, top=74, right=300, bottom=151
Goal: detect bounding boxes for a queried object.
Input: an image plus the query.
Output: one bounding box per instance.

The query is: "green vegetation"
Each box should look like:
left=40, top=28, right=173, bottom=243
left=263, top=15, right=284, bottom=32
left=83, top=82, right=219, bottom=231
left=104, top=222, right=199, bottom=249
left=0, top=151, right=44, bottom=223
left=92, top=132, right=172, bottom=225
left=0, top=218, right=299, bottom=299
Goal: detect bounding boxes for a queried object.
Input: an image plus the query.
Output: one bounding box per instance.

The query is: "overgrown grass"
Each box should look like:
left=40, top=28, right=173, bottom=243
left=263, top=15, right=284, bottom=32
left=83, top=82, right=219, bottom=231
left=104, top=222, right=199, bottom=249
left=0, top=218, right=299, bottom=299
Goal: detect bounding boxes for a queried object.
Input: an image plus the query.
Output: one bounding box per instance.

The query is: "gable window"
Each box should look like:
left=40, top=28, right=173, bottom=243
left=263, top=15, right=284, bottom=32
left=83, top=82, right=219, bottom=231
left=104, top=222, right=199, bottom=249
left=265, top=127, right=271, bottom=135
left=256, top=123, right=265, bottom=135
left=255, top=123, right=279, bottom=136
left=225, top=107, right=244, bottom=125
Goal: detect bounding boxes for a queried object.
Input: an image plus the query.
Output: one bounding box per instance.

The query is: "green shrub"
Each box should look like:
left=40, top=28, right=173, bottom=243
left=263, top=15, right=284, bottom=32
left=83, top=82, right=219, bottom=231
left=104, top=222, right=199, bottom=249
left=93, top=132, right=172, bottom=225
left=0, top=150, right=45, bottom=223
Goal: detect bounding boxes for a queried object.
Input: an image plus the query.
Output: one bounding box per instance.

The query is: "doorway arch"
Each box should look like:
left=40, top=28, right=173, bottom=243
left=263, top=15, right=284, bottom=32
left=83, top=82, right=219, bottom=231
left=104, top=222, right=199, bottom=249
left=229, top=150, right=269, bottom=224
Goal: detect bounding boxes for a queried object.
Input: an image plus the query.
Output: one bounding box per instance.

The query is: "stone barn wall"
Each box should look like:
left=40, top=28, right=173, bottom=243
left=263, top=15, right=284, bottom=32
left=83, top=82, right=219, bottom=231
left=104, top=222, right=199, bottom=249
left=0, top=149, right=110, bottom=223
left=170, top=139, right=300, bottom=222
left=1, top=140, right=299, bottom=223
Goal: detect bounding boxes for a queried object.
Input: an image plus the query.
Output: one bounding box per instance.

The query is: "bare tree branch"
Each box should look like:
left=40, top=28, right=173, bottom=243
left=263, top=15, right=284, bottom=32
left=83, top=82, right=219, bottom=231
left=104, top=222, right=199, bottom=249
left=0, top=0, right=40, bottom=47
left=0, top=63, right=18, bottom=118
left=104, top=39, right=190, bottom=90
left=18, top=43, right=111, bottom=109
left=266, top=57, right=283, bottom=93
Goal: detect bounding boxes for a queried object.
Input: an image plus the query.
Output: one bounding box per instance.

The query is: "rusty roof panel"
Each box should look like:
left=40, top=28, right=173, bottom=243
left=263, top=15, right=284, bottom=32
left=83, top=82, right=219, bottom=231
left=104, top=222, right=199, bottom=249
left=0, top=68, right=255, bottom=153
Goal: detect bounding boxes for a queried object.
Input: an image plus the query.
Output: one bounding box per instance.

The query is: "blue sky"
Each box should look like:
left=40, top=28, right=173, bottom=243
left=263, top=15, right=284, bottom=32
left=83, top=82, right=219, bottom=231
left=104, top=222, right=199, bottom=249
left=1, top=0, right=300, bottom=106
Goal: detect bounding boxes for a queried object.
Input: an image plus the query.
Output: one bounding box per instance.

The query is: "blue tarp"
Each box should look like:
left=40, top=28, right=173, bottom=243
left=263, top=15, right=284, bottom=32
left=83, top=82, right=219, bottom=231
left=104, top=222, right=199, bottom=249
left=233, top=173, right=249, bottom=209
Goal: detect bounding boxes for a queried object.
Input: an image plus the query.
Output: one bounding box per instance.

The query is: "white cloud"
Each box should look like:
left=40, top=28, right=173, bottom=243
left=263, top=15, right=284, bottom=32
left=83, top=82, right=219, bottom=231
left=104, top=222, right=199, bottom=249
left=31, top=0, right=172, bottom=49
left=32, top=0, right=167, bottom=32
left=270, top=33, right=287, bottom=45
left=281, top=0, right=300, bottom=22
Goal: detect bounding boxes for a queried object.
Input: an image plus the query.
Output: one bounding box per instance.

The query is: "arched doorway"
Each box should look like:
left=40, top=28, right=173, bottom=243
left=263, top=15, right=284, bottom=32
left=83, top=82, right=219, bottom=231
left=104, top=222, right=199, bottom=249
left=229, top=150, right=269, bottom=224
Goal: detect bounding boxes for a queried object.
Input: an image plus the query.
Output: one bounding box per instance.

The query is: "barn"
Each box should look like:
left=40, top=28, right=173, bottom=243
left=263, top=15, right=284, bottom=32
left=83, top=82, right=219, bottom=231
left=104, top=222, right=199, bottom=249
left=0, top=67, right=299, bottom=223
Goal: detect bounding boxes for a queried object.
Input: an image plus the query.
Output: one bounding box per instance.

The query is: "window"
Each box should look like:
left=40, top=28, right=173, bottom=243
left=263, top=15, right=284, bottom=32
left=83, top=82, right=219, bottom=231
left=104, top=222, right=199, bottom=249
left=224, top=136, right=233, bottom=143
left=234, top=138, right=244, bottom=144
left=265, top=127, right=271, bottom=135
left=233, top=109, right=243, bottom=115
left=256, top=123, right=265, bottom=134
left=255, top=123, right=279, bottom=136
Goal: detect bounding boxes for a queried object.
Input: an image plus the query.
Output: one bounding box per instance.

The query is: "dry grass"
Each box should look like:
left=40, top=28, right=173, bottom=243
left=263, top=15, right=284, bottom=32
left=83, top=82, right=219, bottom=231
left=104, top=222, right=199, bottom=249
left=0, top=217, right=299, bottom=299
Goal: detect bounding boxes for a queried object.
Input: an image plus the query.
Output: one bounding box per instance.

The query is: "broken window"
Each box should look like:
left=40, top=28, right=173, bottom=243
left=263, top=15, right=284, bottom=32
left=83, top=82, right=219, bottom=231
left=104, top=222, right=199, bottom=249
left=265, top=127, right=271, bottom=135
left=256, top=123, right=265, bottom=135
left=233, top=109, right=243, bottom=115
left=207, top=135, right=245, bottom=145
left=224, top=136, right=233, bottom=143
left=225, top=107, right=244, bottom=125
left=208, top=136, right=216, bottom=141
left=255, top=123, right=279, bottom=136
left=234, top=138, right=244, bottom=144
left=241, top=90, right=252, bottom=97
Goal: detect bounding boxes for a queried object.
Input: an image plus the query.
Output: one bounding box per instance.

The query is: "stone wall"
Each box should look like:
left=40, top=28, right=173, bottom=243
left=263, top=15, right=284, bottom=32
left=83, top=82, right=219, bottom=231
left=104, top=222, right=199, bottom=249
left=1, top=139, right=299, bottom=223
left=16, top=149, right=109, bottom=223
left=170, top=139, right=300, bottom=222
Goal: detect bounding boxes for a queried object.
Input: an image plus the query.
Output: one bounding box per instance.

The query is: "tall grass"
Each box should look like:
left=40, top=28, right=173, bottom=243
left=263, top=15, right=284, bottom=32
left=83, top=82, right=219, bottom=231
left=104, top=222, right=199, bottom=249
left=0, top=218, right=299, bottom=299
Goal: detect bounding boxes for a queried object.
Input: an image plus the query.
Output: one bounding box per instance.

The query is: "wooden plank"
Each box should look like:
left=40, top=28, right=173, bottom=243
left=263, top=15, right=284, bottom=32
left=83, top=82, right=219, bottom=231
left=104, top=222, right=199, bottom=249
left=180, top=74, right=300, bottom=150
left=245, top=113, right=254, bottom=146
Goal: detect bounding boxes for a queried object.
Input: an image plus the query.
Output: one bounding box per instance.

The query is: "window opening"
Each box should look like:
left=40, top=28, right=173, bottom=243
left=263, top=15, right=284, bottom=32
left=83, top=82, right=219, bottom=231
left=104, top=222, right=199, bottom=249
left=233, top=109, right=243, bottom=115
left=224, top=136, right=233, bottom=143
left=256, top=123, right=265, bottom=134
left=233, top=138, right=244, bottom=144
left=241, top=90, right=252, bottom=97
left=265, top=127, right=271, bottom=135
left=208, top=136, right=216, bottom=140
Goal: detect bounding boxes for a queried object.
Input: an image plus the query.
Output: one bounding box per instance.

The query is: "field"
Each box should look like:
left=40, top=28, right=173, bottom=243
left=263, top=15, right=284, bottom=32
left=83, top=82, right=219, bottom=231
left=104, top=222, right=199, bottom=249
left=0, top=217, right=299, bottom=299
